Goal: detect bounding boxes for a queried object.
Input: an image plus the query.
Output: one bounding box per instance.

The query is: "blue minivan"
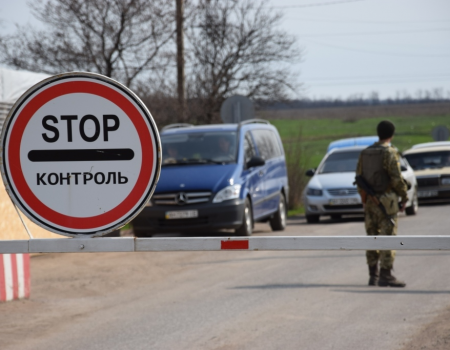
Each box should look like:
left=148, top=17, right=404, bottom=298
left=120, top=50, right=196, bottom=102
left=132, top=119, right=289, bottom=236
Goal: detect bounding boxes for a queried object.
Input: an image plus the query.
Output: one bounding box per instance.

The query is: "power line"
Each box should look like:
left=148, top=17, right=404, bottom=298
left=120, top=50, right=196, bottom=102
left=285, top=17, right=450, bottom=25
left=306, top=73, right=450, bottom=82
left=308, top=36, right=447, bottom=50
left=298, top=27, right=450, bottom=38
left=270, top=0, right=365, bottom=9
left=303, top=39, right=450, bottom=57
left=307, top=76, right=450, bottom=87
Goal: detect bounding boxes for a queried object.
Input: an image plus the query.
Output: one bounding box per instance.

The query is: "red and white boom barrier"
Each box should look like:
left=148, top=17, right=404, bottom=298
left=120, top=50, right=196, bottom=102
left=1, top=236, right=450, bottom=254
left=0, top=254, right=30, bottom=302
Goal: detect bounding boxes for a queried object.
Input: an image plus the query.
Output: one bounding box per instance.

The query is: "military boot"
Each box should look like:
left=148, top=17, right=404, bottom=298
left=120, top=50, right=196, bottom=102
left=378, top=268, right=406, bottom=287
left=368, top=264, right=379, bottom=286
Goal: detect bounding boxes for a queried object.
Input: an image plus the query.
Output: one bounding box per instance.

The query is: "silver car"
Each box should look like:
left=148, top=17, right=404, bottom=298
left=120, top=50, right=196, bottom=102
left=303, top=146, right=418, bottom=223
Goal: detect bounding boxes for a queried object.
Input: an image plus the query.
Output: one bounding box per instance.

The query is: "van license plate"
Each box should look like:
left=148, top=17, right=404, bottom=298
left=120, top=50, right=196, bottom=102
left=165, top=210, right=198, bottom=219
left=329, top=198, right=359, bottom=205
left=418, top=191, right=438, bottom=198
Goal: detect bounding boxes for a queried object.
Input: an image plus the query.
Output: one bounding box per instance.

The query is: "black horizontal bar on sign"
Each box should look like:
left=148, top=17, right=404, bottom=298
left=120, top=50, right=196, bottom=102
left=28, top=149, right=135, bottom=162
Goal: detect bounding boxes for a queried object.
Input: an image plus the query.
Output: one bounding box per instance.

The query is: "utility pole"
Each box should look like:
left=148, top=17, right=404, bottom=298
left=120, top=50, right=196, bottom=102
left=176, top=0, right=186, bottom=120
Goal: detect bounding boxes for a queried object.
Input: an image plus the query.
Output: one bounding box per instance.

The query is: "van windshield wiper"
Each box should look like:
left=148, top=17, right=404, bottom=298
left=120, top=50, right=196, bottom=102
left=202, top=158, right=231, bottom=164
left=161, top=158, right=226, bottom=166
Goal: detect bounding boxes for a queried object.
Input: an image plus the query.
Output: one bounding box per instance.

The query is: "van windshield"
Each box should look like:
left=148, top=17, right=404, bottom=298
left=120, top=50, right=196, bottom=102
left=404, top=151, right=450, bottom=170
left=319, top=150, right=361, bottom=174
left=161, top=131, right=237, bottom=165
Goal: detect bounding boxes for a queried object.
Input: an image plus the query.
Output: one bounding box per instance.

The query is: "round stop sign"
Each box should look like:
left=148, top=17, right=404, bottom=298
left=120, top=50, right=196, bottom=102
left=0, top=72, right=161, bottom=237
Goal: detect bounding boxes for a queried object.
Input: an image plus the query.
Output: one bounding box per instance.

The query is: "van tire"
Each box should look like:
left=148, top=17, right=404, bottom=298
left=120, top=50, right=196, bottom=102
left=270, top=193, right=287, bottom=231
left=236, top=198, right=253, bottom=236
left=306, top=214, right=320, bottom=224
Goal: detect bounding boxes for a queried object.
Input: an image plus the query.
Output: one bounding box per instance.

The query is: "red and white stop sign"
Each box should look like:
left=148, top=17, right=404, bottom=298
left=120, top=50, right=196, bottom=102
left=0, top=72, right=161, bottom=237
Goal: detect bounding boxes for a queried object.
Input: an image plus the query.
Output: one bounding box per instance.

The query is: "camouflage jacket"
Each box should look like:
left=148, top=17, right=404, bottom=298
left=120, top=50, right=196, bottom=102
left=356, top=141, right=408, bottom=202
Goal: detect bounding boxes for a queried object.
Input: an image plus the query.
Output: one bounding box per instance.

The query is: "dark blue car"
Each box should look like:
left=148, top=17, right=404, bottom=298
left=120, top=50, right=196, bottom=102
left=132, top=119, right=289, bottom=236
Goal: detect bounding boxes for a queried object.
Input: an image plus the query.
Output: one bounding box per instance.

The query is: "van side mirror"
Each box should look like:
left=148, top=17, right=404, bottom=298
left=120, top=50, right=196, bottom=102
left=247, top=156, right=265, bottom=168
left=305, top=169, right=315, bottom=177
left=400, top=165, right=407, bottom=172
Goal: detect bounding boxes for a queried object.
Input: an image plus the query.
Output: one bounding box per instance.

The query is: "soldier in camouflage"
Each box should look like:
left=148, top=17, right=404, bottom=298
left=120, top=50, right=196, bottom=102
left=356, top=120, right=408, bottom=287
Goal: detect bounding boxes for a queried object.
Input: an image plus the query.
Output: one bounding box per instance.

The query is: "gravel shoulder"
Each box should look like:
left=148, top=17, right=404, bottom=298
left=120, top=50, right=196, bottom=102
left=400, top=304, right=450, bottom=350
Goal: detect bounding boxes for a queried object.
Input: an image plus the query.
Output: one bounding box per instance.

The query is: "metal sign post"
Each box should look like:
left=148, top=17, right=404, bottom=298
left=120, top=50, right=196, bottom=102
left=0, top=72, right=161, bottom=238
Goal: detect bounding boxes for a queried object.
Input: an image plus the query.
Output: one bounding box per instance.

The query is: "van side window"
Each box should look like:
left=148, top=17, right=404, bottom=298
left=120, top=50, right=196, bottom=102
left=252, top=130, right=281, bottom=160
left=244, top=133, right=256, bottom=164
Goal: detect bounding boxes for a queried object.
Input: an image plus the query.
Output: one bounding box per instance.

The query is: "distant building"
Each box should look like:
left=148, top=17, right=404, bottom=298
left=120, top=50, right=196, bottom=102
left=0, top=67, right=50, bottom=131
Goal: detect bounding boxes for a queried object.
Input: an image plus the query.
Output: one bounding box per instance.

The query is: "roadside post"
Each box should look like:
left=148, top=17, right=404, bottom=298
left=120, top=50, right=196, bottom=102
left=431, top=125, right=449, bottom=141
left=0, top=72, right=161, bottom=238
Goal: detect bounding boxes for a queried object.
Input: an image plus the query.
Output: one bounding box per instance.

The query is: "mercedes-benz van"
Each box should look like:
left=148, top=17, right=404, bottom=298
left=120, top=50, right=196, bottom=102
left=132, top=120, right=289, bottom=236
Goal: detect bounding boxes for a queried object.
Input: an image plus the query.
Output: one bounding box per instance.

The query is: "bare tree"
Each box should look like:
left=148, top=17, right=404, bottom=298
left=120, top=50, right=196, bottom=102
left=0, top=0, right=175, bottom=87
left=185, top=0, right=301, bottom=123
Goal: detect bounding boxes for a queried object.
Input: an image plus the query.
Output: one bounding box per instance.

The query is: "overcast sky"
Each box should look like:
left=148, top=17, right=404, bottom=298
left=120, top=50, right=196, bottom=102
left=1, top=0, right=449, bottom=100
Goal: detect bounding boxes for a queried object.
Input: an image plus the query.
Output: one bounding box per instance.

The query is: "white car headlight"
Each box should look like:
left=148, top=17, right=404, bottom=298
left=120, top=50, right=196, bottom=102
left=306, top=187, right=323, bottom=196
left=213, top=184, right=241, bottom=203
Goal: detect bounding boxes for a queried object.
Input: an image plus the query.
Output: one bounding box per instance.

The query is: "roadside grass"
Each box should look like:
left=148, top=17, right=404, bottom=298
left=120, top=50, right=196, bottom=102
left=288, top=206, right=305, bottom=217
left=120, top=223, right=132, bottom=231
left=269, top=114, right=450, bottom=215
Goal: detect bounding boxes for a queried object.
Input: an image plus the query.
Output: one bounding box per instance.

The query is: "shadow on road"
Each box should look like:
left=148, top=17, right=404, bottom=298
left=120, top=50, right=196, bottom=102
left=232, top=283, right=372, bottom=290
left=338, top=289, right=450, bottom=294
left=418, top=201, right=450, bottom=207
left=185, top=253, right=361, bottom=265
left=231, top=283, right=450, bottom=294
left=287, top=215, right=364, bottom=226
left=151, top=230, right=237, bottom=238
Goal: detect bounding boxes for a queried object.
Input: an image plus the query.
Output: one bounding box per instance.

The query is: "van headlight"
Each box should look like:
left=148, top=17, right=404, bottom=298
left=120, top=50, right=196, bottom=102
left=306, top=187, right=323, bottom=196
left=442, top=177, right=450, bottom=185
left=213, top=184, right=242, bottom=203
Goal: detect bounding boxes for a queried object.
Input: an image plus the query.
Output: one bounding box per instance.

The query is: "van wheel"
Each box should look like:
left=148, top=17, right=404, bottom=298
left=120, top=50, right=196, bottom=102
left=405, top=190, right=418, bottom=216
left=236, top=198, right=253, bottom=236
left=270, top=193, right=287, bottom=231
left=306, top=214, right=320, bottom=224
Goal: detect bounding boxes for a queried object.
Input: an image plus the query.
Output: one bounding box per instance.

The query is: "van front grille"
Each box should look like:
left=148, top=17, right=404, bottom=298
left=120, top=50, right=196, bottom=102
left=417, top=177, right=439, bottom=187
left=152, top=192, right=212, bottom=206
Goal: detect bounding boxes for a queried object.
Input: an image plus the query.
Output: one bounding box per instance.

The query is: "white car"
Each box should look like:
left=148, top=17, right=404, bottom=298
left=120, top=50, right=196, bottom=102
left=403, top=142, right=450, bottom=203
left=303, top=145, right=418, bottom=223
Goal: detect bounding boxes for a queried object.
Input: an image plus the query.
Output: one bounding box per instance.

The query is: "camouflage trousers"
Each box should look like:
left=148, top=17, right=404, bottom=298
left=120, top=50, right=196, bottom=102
left=364, top=199, right=397, bottom=270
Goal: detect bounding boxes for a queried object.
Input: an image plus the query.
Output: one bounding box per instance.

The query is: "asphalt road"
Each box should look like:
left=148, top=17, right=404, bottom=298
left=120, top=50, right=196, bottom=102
left=2, top=203, right=450, bottom=350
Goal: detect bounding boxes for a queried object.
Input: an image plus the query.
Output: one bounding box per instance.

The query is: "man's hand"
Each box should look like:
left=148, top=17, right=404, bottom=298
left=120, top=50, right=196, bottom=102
left=399, top=201, right=407, bottom=212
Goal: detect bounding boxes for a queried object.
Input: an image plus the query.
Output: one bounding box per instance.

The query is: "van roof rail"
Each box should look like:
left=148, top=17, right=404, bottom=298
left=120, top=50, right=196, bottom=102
left=161, top=123, right=194, bottom=132
left=238, top=119, right=270, bottom=126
